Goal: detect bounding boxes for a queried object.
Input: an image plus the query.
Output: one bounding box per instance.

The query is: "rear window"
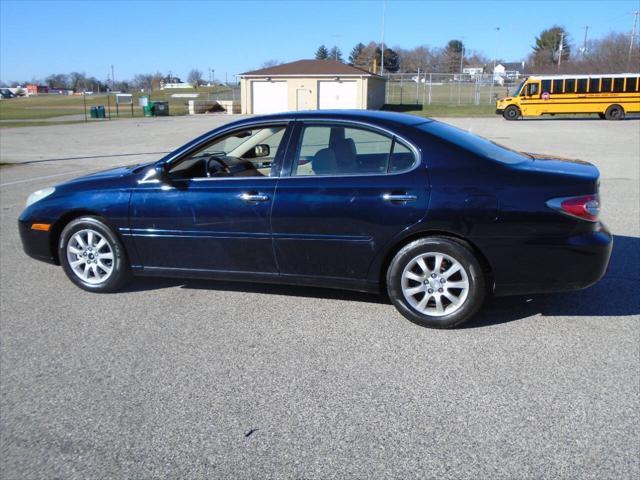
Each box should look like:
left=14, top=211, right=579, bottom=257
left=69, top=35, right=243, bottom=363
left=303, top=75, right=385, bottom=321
left=420, top=122, right=530, bottom=165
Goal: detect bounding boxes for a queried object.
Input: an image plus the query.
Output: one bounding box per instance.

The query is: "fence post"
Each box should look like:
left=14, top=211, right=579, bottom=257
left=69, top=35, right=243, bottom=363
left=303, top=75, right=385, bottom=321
left=428, top=73, right=432, bottom=105
left=400, top=75, right=403, bottom=104
left=489, top=72, right=494, bottom=104
left=416, top=68, right=420, bottom=104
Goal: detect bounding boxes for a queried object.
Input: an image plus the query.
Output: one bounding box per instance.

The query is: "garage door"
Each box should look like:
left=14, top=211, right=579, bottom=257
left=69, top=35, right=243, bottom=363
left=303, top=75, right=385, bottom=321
left=252, top=81, right=288, bottom=114
left=318, top=81, right=358, bottom=109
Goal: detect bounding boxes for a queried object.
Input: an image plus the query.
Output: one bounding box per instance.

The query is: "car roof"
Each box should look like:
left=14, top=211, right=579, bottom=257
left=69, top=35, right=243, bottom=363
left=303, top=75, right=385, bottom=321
left=236, top=110, right=433, bottom=127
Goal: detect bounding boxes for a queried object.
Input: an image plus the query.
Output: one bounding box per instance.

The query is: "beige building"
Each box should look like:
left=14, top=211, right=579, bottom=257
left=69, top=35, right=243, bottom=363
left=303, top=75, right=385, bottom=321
left=239, top=59, right=386, bottom=114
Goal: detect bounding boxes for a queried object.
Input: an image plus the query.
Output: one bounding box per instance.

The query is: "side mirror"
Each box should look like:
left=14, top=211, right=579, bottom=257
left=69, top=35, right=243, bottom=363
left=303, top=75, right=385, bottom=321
left=154, top=163, right=171, bottom=182
left=253, top=144, right=270, bottom=158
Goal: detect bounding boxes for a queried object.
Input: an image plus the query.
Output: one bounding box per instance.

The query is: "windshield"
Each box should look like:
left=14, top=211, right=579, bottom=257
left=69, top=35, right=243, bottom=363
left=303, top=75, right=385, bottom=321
left=511, top=81, right=524, bottom=97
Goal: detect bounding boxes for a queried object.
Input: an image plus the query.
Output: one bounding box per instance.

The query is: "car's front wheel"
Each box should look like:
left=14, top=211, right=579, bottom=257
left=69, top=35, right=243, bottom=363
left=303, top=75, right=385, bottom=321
left=59, top=216, right=130, bottom=292
left=386, top=237, right=486, bottom=328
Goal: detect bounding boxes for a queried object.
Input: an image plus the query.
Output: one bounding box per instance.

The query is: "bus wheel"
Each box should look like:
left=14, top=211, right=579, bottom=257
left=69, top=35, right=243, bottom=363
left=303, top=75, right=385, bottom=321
left=605, top=105, right=625, bottom=120
left=598, top=113, right=606, bottom=119
left=503, top=106, right=520, bottom=121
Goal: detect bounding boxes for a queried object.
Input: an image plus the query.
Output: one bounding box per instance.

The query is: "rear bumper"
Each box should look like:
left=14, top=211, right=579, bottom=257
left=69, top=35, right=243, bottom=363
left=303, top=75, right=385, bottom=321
left=492, top=223, right=613, bottom=296
left=18, top=219, right=57, bottom=264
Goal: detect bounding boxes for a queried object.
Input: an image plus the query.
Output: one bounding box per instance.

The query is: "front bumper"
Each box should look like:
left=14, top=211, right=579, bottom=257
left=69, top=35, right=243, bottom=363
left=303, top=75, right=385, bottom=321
left=18, top=219, right=58, bottom=264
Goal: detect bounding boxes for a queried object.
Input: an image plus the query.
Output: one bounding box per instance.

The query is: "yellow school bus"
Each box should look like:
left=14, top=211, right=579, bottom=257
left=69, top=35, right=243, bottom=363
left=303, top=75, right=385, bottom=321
left=496, top=73, right=640, bottom=120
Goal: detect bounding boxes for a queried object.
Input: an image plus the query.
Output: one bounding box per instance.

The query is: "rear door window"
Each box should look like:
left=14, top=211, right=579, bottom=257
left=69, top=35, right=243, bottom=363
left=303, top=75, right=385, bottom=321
left=291, top=124, right=416, bottom=176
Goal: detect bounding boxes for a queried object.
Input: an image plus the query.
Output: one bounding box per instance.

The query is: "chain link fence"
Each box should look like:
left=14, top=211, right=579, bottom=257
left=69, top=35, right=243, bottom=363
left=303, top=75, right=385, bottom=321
left=384, top=72, right=522, bottom=106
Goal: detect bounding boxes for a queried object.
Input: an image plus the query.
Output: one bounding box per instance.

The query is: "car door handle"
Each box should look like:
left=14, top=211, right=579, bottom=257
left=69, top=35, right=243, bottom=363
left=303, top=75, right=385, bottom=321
left=383, top=193, right=417, bottom=202
left=239, top=192, right=270, bottom=202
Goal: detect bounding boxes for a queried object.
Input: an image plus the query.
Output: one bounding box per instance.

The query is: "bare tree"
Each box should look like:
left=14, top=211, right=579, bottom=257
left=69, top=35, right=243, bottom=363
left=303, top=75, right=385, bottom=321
left=133, top=74, right=154, bottom=91
left=261, top=60, right=282, bottom=68
left=187, top=69, right=203, bottom=87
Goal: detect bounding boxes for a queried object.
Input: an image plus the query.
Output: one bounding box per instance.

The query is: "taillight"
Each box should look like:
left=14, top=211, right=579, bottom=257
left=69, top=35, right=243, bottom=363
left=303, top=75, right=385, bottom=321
left=546, top=194, right=600, bottom=222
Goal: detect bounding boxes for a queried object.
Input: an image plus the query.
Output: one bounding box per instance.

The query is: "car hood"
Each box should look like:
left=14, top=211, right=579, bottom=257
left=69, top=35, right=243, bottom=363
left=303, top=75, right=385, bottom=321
left=56, top=162, right=152, bottom=189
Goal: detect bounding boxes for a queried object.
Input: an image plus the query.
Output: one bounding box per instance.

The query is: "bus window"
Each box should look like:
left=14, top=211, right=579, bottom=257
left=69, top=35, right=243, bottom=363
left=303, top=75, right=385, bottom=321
left=565, top=79, right=576, bottom=93
left=613, top=78, right=625, bottom=92
left=541, top=80, right=551, bottom=94
left=624, top=77, right=638, bottom=92
left=601, top=78, right=612, bottom=92
left=552, top=79, right=563, bottom=94
left=577, top=78, right=588, bottom=93
left=525, top=83, right=539, bottom=97
left=588, top=78, right=600, bottom=93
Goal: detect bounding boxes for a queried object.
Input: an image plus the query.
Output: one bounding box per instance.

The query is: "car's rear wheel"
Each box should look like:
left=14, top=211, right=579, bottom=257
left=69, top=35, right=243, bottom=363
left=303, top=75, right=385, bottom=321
left=386, top=237, right=486, bottom=328
left=605, top=104, right=625, bottom=120
left=503, top=105, right=520, bottom=121
left=59, top=217, right=130, bottom=292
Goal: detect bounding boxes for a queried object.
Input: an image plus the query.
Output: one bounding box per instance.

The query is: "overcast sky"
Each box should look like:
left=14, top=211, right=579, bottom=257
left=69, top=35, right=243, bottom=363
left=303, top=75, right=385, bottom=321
left=1, top=0, right=638, bottom=83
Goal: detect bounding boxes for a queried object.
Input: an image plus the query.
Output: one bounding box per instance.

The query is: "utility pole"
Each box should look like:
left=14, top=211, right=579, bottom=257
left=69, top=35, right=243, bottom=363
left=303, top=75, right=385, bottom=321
left=380, top=0, right=386, bottom=75
left=581, top=26, right=589, bottom=57
left=557, top=32, right=564, bottom=69
left=110, top=64, right=115, bottom=90
left=630, top=11, right=640, bottom=64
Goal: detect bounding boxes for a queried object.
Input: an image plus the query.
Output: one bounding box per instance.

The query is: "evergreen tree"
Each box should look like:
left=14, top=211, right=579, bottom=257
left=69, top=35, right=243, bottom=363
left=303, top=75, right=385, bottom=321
left=533, top=26, right=570, bottom=67
left=329, top=46, right=343, bottom=62
left=349, top=43, right=365, bottom=64
left=315, top=45, right=329, bottom=60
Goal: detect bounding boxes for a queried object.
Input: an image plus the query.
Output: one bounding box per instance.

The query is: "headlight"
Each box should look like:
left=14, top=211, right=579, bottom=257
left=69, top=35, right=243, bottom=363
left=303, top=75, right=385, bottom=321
left=25, top=187, right=55, bottom=207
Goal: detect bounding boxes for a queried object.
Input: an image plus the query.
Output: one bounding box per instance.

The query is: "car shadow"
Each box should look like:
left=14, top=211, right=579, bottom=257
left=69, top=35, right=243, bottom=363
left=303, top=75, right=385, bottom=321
left=124, top=234, right=639, bottom=327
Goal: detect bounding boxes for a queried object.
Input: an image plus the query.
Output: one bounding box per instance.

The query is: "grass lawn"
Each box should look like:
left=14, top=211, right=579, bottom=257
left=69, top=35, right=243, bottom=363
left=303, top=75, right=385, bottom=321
left=0, top=85, right=236, bottom=121
left=383, top=103, right=496, bottom=117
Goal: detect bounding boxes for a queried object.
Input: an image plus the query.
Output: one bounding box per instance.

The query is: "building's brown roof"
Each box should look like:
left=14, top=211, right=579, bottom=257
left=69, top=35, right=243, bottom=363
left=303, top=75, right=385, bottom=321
left=240, top=59, right=380, bottom=77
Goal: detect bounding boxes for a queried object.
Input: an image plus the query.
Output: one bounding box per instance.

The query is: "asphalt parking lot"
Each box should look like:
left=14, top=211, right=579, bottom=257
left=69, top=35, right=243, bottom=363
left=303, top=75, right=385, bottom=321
left=1, top=115, right=639, bottom=479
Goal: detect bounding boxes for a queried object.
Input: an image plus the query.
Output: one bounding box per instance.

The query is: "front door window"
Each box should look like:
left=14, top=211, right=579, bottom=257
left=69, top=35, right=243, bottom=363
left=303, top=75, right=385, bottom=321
left=167, top=126, right=286, bottom=180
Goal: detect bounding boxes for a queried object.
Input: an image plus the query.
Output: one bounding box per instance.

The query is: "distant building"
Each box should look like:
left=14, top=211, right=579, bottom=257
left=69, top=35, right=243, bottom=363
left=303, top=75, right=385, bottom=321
left=0, top=88, right=16, bottom=99
left=462, top=66, right=485, bottom=80
left=239, top=59, right=386, bottom=114
left=26, top=84, right=49, bottom=96
left=160, top=75, right=193, bottom=90
left=493, top=62, right=527, bottom=81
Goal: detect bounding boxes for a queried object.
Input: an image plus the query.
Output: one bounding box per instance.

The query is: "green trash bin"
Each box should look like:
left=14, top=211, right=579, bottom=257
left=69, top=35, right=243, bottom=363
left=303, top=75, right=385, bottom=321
left=153, top=101, right=169, bottom=116
left=143, top=104, right=154, bottom=117
left=96, top=105, right=106, bottom=118
left=90, top=106, right=98, bottom=118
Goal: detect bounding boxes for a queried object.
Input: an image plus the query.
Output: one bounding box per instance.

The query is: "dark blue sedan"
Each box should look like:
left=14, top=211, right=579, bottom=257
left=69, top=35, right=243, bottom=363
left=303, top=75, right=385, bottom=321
left=18, top=111, right=612, bottom=328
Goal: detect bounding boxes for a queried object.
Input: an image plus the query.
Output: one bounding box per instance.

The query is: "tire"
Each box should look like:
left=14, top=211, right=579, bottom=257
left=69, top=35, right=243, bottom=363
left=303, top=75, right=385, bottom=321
left=605, top=104, right=625, bottom=120
left=59, top=216, right=130, bottom=292
left=386, top=237, right=486, bottom=329
left=598, top=113, right=606, bottom=119
left=503, top=105, right=520, bottom=121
